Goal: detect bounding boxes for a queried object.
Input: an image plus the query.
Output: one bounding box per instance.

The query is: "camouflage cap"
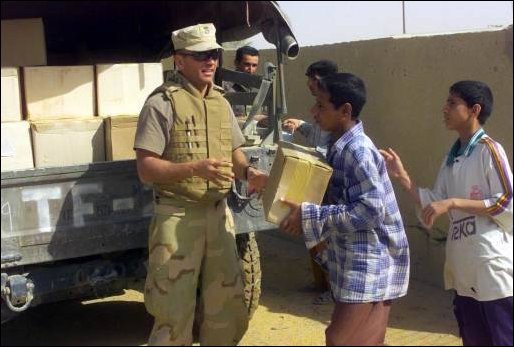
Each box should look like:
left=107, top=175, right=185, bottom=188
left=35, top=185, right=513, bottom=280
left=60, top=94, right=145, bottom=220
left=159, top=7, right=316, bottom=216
left=172, top=23, right=223, bottom=52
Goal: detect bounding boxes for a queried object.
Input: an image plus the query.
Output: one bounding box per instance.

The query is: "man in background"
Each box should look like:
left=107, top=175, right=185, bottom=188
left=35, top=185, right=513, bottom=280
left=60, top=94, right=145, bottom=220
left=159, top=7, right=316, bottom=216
left=223, top=46, right=267, bottom=127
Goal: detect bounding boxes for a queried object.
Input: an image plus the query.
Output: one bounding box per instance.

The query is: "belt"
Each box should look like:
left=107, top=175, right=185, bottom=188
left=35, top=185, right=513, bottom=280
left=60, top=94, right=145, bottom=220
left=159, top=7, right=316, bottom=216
left=154, top=196, right=226, bottom=209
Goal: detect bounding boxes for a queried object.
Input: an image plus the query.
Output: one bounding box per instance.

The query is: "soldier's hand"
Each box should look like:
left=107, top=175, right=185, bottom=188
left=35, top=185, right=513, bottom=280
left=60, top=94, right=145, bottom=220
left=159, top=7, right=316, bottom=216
left=278, top=198, right=303, bottom=236
left=247, top=167, right=268, bottom=196
left=193, top=159, right=234, bottom=187
left=282, top=118, right=301, bottom=132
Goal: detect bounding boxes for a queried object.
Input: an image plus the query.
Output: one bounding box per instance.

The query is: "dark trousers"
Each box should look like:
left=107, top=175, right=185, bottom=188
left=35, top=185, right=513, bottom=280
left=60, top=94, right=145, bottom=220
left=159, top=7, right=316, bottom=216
left=325, top=300, right=391, bottom=346
left=453, top=294, right=513, bottom=346
left=308, top=245, right=329, bottom=291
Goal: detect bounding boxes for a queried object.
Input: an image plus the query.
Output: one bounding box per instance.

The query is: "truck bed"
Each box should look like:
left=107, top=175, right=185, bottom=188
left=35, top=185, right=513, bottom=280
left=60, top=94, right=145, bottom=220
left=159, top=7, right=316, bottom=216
left=1, top=160, right=153, bottom=267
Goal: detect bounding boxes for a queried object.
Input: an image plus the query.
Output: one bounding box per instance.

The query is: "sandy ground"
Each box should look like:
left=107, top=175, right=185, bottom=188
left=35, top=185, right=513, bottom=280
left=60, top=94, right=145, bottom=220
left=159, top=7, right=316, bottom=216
left=1, top=230, right=461, bottom=346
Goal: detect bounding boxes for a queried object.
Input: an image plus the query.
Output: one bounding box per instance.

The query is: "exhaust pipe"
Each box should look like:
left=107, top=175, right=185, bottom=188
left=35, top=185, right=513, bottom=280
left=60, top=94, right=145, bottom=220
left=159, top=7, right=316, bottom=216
left=279, top=31, right=299, bottom=60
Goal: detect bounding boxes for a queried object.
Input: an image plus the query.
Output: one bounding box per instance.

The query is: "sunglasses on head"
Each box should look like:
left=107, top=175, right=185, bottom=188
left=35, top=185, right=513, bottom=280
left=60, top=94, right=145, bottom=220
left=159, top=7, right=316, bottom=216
left=179, top=49, right=221, bottom=62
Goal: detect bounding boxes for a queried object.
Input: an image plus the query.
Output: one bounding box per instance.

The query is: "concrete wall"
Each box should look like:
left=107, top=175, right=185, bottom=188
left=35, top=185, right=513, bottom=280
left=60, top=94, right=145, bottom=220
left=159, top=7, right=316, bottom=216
left=226, top=26, right=513, bottom=288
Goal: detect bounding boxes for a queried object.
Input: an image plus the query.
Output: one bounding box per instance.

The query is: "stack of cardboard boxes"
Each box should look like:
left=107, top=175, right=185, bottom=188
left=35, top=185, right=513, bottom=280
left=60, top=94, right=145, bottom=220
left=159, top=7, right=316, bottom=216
left=1, top=18, right=163, bottom=172
left=97, top=63, right=163, bottom=161
left=1, top=18, right=45, bottom=172
left=1, top=67, right=33, bottom=171
left=25, top=65, right=104, bottom=167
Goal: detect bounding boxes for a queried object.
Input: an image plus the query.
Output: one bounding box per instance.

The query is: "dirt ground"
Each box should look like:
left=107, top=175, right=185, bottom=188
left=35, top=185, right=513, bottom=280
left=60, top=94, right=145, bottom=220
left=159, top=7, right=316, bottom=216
left=1, top=230, right=461, bottom=346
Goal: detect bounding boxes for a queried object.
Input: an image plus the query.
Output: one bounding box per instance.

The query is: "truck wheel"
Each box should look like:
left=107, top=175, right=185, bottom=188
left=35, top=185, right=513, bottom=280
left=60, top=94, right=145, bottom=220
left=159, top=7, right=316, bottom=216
left=236, top=232, right=261, bottom=319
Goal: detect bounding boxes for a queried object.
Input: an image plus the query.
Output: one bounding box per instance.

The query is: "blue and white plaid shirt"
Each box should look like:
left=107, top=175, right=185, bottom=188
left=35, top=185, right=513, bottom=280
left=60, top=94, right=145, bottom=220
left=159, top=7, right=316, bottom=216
left=301, top=121, right=410, bottom=303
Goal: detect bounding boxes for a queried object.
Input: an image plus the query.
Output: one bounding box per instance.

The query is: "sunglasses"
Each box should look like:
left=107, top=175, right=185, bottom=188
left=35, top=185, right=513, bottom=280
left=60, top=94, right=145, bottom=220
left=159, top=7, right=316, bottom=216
left=179, top=49, right=221, bottom=62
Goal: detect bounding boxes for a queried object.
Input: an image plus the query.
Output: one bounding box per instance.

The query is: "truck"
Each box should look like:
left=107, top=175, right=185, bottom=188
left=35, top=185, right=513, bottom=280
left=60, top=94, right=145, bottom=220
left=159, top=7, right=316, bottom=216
left=1, top=1, right=299, bottom=324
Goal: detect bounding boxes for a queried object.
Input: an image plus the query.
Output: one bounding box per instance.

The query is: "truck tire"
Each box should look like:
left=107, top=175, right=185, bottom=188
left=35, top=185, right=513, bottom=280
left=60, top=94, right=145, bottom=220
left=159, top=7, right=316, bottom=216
left=236, top=232, right=261, bottom=319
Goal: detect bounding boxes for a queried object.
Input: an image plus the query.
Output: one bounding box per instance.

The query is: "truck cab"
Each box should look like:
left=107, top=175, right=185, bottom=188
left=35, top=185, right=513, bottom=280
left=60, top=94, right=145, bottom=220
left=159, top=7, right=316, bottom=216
left=1, top=1, right=298, bottom=323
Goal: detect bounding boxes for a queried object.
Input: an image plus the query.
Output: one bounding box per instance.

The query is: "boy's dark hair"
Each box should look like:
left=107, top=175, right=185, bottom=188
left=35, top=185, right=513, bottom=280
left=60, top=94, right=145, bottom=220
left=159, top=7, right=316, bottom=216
left=450, top=81, right=493, bottom=125
left=318, top=73, right=367, bottom=118
left=305, top=60, right=338, bottom=78
left=235, top=46, right=259, bottom=62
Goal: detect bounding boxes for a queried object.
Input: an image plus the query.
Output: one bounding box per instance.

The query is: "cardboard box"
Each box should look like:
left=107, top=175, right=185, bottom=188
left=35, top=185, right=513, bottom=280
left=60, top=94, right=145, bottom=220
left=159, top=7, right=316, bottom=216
left=31, top=118, right=105, bottom=168
left=104, top=115, right=138, bottom=161
left=262, top=141, right=333, bottom=224
left=24, top=66, right=95, bottom=121
left=1, top=121, right=34, bottom=171
left=1, top=68, right=22, bottom=122
left=1, top=18, right=47, bottom=67
left=96, top=63, right=163, bottom=117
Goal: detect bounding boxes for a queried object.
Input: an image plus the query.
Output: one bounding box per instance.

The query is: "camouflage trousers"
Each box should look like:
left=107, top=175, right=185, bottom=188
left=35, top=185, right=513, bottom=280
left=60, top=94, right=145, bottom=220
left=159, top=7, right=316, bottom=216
left=144, top=199, right=249, bottom=345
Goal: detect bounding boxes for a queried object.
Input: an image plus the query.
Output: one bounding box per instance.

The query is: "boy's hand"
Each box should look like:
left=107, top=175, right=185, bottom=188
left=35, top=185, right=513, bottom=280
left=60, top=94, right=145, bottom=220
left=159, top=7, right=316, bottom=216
left=379, top=148, right=407, bottom=179
left=379, top=148, right=413, bottom=191
left=422, top=199, right=452, bottom=228
left=282, top=118, right=301, bottom=132
left=279, top=198, right=303, bottom=236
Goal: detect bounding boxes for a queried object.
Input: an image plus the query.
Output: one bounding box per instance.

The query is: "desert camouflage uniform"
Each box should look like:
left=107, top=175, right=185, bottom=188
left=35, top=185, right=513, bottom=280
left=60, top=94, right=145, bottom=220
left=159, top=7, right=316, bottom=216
left=135, top=22, right=249, bottom=343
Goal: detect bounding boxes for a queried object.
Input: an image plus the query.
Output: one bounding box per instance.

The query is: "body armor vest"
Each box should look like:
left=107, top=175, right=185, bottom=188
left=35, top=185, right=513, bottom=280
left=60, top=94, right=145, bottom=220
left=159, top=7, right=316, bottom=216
left=151, top=79, right=233, bottom=204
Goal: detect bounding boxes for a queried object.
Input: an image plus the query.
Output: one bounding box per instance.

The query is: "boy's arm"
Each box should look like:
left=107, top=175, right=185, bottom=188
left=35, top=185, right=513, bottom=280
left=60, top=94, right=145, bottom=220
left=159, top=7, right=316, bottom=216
left=379, top=148, right=421, bottom=206
left=379, top=148, right=448, bottom=212
left=421, top=141, right=513, bottom=229
left=299, top=150, right=388, bottom=249
left=481, top=140, right=513, bottom=231
left=421, top=198, right=487, bottom=228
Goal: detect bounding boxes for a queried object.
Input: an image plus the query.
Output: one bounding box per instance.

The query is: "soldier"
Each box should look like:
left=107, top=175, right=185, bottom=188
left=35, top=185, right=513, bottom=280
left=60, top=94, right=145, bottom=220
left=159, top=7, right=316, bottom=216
left=134, top=23, right=267, bottom=346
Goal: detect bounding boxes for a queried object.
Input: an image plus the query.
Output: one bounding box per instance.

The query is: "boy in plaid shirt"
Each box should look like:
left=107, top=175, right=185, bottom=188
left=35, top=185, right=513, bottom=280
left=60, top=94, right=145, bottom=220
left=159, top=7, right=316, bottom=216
left=280, top=73, right=409, bottom=345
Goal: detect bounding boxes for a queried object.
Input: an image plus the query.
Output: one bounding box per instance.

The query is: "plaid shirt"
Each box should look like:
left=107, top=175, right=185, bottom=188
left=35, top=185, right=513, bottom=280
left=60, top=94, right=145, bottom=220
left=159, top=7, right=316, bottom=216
left=301, top=121, right=410, bottom=303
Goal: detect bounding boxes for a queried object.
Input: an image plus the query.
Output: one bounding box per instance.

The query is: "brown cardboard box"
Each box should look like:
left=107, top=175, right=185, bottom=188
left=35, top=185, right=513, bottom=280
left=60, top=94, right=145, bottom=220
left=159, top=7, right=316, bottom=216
left=262, top=141, right=333, bottom=224
left=1, top=67, right=22, bottom=122
left=104, top=116, right=138, bottom=161
left=96, top=63, right=163, bottom=117
left=1, top=121, right=34, bottom=171
left=1, top=18, right=46, bottom=67
left=24, top=66, right=95, bottom=121
left=31, top=118, right=105, bottom=168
